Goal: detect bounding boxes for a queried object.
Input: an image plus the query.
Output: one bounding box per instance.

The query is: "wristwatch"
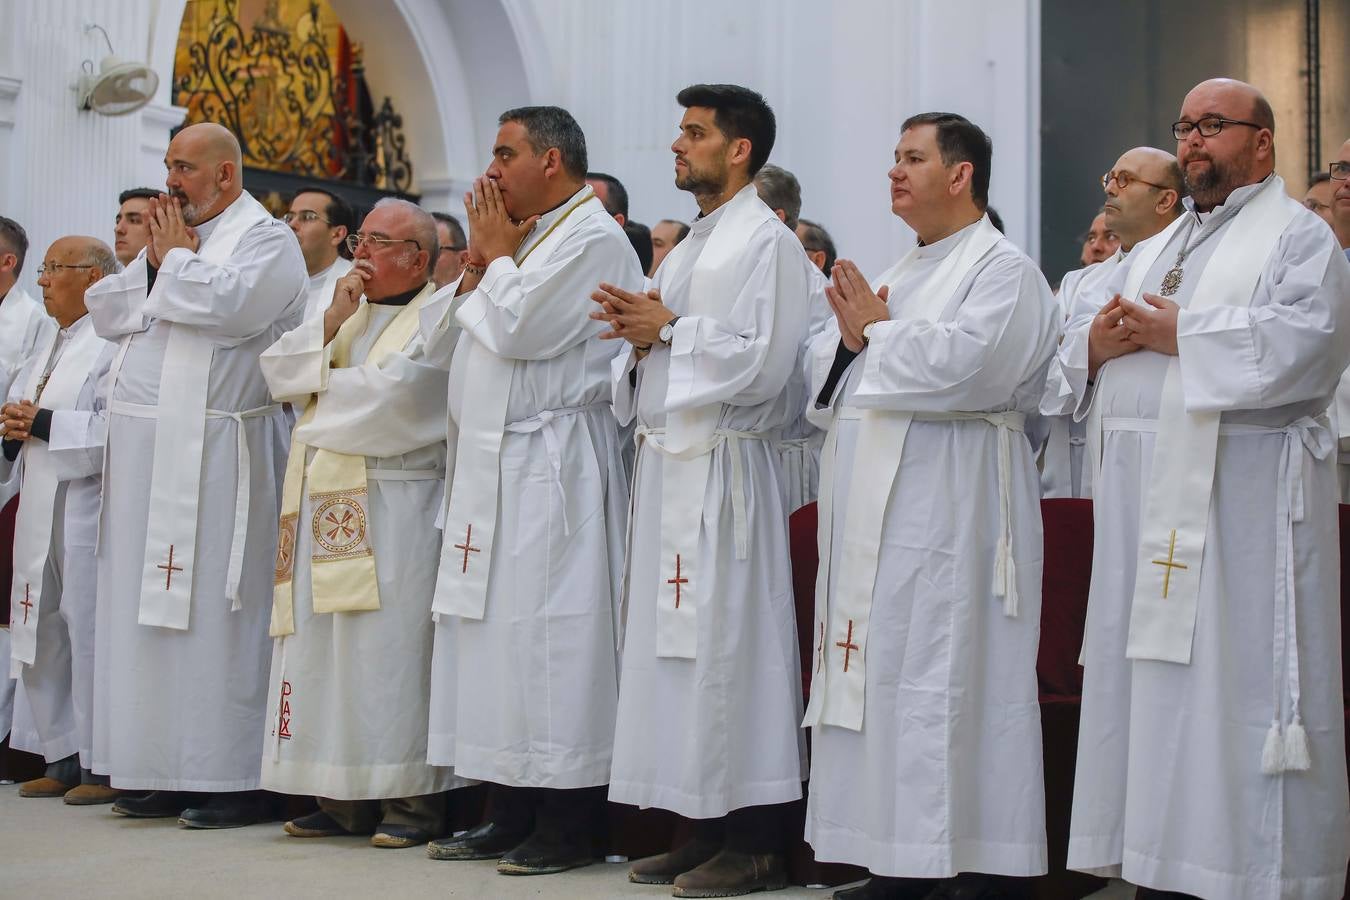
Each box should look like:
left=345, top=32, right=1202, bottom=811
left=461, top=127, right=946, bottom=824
left=658, top=316, right=681, bottom=345
left=861, top=319, right=884, bottom=345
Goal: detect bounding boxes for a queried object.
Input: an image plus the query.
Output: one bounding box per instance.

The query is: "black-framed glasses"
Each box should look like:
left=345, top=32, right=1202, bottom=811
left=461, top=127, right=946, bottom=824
left=1331, top=161, right=1350, bottom=181
left=345, top=232, right=422, bottom=253
left=36, top=263, right=95, bottom=275
left=282, top=210, right=332, bottom=225
left=1101, top=170, right=1171, bottom=191
left=1172, top=116, right=1264, bottom=140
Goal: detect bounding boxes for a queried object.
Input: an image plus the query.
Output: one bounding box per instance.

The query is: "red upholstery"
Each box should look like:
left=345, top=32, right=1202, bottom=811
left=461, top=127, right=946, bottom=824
left=0, top=494, right=15, bottom=628
left=789, top=503, right=820, bottom=700
left=1037, top=499, right=1093, bottom=700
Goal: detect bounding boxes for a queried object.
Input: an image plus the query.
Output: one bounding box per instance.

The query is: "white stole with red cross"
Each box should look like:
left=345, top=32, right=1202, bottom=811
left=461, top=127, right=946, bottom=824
left=803, top=215, right=1003, bottom=731
left=9, top=319, right=105, bottom=676
left=432, top=189, right=603, bottom=620
left=653, top=186, right=777, bottom=659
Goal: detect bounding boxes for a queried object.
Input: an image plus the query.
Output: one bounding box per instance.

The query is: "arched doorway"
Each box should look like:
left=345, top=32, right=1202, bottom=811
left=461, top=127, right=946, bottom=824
left=147, top=0, right=540, bottom=214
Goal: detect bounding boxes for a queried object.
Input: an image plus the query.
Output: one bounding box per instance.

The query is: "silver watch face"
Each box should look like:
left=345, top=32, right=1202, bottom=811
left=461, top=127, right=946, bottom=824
left=659, top=323, right=674, bottom=342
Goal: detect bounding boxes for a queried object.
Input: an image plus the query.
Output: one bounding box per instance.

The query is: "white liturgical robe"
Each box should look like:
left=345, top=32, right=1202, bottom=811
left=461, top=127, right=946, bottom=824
left=775, top=267, right=831, bottom=512
left=301, top=256, right=353, bottom=322
left=1049, top=177, right=1350, bottom=900
left=423, top=187, right=642, bottom=788
left=85, top=198, right=306, bottom=791
left=1040, top=253, right=1122, bottom=498
left=258, top=287, right=464, bottom=799
left=803, top=217, right=1056, bottom=878
left=608, top=186, right=812, bottom=818
left=3, top=317, right=112, bottom=768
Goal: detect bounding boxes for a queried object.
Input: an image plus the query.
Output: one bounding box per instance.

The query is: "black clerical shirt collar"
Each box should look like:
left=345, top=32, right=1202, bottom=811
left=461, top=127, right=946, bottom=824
left=369, top=282, right=426, bottom=306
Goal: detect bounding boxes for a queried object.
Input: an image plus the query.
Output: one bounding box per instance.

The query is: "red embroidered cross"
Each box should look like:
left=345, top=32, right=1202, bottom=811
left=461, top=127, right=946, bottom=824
left=835, top=619, right=860, bottom=673
left=453, top=524, right=481, bottom=574
left=18, top=583, right=33, bottom=624
left=666, top=554, right=689, bottom=608
left=157, top=544, right=184, bottom=590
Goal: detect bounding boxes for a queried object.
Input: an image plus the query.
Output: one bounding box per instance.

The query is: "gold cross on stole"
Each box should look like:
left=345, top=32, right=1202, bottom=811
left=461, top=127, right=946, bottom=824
left=1150, top=529, right=1188, bottom=598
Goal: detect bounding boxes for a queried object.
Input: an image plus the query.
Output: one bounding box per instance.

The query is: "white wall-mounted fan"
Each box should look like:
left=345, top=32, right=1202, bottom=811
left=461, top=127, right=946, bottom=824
left=77, top=24, right=158, bottom=116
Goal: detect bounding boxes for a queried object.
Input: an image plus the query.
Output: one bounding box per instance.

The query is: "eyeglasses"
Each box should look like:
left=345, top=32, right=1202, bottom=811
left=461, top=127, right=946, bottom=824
left=1171, top=116, right=1264, bottom=140
left=1331, top=161, right=1350, bottom=181
left=1101, top=170, right=1171, bottom=192
left=282, top=210, right=332, bottom=225
left=1304, top=199, right=1332, bottom=213
left=36, top=263, right=95, bottom=275
left=345, top=232, right=422, bottom=253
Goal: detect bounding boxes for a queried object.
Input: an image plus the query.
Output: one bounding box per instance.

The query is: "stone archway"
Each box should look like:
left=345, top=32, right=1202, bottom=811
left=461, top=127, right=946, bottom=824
left=144, top=0, right=541, bottom=211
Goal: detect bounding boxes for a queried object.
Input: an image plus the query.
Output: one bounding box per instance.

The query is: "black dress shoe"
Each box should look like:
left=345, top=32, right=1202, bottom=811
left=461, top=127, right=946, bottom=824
left=426, top=821, right=532, bottom=860
left=178, top=791, right=270, bottom=829
left=284, top=810, right=357, bottom=838
left=371, top=823, right=435, bottom=849
left=495, top=827, right=593, bottom=876
left=111, top=790, right=199, bottom=819
left=925, top=873, right=1022, bottom=900
left=834, top=876, right=940, bottom=900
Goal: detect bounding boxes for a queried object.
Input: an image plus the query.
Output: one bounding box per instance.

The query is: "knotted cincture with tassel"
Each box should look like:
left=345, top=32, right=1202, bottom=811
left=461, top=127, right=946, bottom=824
left=992, top=422, right=1019, bottom=618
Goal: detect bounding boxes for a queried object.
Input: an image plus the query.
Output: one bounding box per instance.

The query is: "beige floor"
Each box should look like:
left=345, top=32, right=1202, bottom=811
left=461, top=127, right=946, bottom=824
left=0, top=784, right=833, bottom=899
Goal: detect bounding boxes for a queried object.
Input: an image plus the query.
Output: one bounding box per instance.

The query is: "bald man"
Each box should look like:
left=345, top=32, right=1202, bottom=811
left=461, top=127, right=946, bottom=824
left=2, top=237, right=118, bottom=804
left=1053, top=79, right=1350, bottom=900
left=1041, top=147, right=1184, bottom=498
left=260, top=199, right=465, bottom=849
left=84, top=122, right=307, bottom=828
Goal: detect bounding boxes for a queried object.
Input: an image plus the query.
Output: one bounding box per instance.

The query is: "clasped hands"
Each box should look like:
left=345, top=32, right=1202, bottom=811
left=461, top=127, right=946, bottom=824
left=1087, top=292, right=1180, bottom=378
left=590, top=283, right=675, bottom=349
left=145, top=194, right=199, bottom=268
left=826, top=260, right=890, bottom=352
left=0, top=400, right=39, bottom=442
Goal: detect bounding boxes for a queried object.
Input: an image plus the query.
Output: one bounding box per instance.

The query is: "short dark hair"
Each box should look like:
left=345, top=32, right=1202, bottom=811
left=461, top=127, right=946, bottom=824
left=753, top=164, right=802, bottom=229
left=430, top=211, right=467, bottom=250
left=118, top=187, right=159, bottom=205
left=587, top=172, right=629, bottom=218
left=797, top=218, right=837, bottom=271
left=900, top=112, right=993, bottom=209
left=985, top=206, right=1005, bottom=234
left=658, top=218, right=691, bottom=243
left=623, top=220, right=653, bottom=274
left=500, top=106, right=588, bottom=180
left=293, top=185, right=356, bottom=259
left=1309, top=171, right=1332, bottom=188
left=676, top=84, right=776, bottom=177
left=0, top=216, right=29, bottom=275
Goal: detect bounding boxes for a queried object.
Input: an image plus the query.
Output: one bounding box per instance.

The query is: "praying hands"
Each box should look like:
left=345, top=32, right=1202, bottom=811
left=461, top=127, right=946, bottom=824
left=825, top=259, right=890, bottom=352
left=590, top=282, right=676, bottom=349
left=145, top=194, right=199, bottom=268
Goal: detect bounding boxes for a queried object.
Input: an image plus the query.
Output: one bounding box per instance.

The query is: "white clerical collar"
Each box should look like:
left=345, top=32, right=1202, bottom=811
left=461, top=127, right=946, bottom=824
left=58, top=313, right=92, bottom=339
left=1184, top=173, right=1272, bottom=225
left=690, top=183, right=757, bottom=236
left=915, top=215, right=984, bottom=260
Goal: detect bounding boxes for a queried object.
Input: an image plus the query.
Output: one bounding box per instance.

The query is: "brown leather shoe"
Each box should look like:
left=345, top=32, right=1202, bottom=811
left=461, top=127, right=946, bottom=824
left=672, top=848, right=787, bottom=898
left=63, top=784, right=123, bottom=806
left=629, top=837, right=723, bottom=885
left=18, top=777, right=74, bottom=799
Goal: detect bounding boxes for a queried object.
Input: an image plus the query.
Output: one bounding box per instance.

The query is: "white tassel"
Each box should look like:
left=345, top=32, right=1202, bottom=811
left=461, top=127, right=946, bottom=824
left=1283, top=718, right=1310, bottom=771
left=1260, top=720, right=1285, bottom=775
left=1003, top=555, right=1020, bottom=618
left=993, top=538, right=1009, bottom=595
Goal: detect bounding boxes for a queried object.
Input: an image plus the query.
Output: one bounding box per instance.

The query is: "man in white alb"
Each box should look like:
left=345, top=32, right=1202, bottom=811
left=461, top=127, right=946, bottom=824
left=260, top=199, right=464, bottom=849
left=422, top=106, right=642, bottom=876
left=803, top=112, right=1057, bottom=900
left=594, top=84, right=812, bottom=898
left=284, top=186, right=354, bottom=321
left=84, top=122, right=307, bottom=828
left=1054, top=78, right=1350, bottom=900
left=2, top=237, right=117, bottom=805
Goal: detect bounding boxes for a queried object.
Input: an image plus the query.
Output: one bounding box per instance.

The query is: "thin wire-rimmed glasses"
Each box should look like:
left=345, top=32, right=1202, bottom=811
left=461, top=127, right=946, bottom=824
left=345, top=232, right=422, bottom=254
left=36, top=263, right=95, bottom=275
left=1330, top=161, right=1350, bottom=181
left=282, top=210, right=331, bottom=225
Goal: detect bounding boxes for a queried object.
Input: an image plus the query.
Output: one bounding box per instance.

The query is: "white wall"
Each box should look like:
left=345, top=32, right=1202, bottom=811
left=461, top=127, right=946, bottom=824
left=502, top=0, right=1041, bottom=273
left=0, top=0, right=1040, bottom=300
